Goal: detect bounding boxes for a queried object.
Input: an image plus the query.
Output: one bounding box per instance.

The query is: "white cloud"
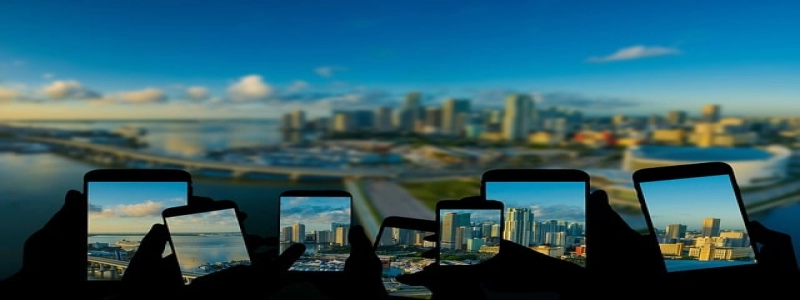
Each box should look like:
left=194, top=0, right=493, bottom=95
left=42, top=73, right=55, bottom=79
left=89, top=208, right=116, bottom=220
left=186, top=86, right=210, bottom=101
left=587, top=45, right=680, bottom=63
left=42, top=80, right=101, bottom=99
left=118, top=87, right=168, bottom=103
left=116, top=201, right=165, bottom=217
left=314, top=66, right=346, bottom=78
left=227, top=74, right=274, bottom=101
left=287, top=80, right=309, bottom=92
left=0, top=87, right=19, bottom=103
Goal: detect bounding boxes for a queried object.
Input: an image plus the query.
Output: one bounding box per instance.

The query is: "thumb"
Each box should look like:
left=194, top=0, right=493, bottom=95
left=123, top=224, right=170, bottom=282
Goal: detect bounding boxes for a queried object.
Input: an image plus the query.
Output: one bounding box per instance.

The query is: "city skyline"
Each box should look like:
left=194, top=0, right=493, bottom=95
left=164, top=208, right=243, bottom=234
left=3, top=1, right=800, bottom=120
left=485, top=182, right=586, bottom=224
left=439, top=209, right=501, bottom=224
left=640, top=175, right=747, bottom=231
left=87, top=182, right=187, bottom=233
left=280, top=196, right=351, bottom=232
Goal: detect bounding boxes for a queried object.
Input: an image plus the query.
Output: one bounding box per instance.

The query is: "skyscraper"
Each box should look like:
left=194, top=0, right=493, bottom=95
left=702, top=218, right=721, bottom=237
left=666, top=224, right=687, bottom=240
left=441, top=212, right=457, bottom=249
left=292, top=223, right=305, bottom=243
left=503, top=94, right=534, bottom=141
left=702, top=104, right=721, bottom=123
left=374, top=106, right=393, bottom=132
left=504, top=208, right=534, bottom=246
left=441, top=98, right=471, bottom=136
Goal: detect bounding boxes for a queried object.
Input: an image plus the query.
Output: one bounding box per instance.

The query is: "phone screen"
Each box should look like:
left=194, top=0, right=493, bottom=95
left=86, top=181, right=188, bottom=281
left=438, top=209, right=503, bottom=265
left=376, top=226, right=435, bottom=297
left=484, top=181, right=587, bottom=267
left=279, top=195, right=352, bottom=271
left=638, top=174, right=756, bottom=272
left=163, top=208, right=251, bottom=279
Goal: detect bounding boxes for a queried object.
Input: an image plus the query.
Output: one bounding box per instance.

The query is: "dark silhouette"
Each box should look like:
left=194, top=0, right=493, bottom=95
left=2, top=181, right=799, bottom=299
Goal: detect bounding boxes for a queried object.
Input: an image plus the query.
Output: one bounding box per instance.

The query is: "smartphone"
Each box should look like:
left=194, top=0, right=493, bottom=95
left=633, top=162, right=760, bottom=273
left=436, top=199, right=504, bottom=266
left=162, top=200, right=251, bottom=283
left=278, top=190, right=353, bottom=272
left=481, top=169, right=590, bottom=268
left=84, top=169, right=191, bottom=281
left=374, top=216, right=437, bottom=297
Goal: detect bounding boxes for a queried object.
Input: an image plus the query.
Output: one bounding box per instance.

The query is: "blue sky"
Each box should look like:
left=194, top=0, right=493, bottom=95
left=280, top=196, right=351, bottom=232
left=440, top=209, right=502, bottom=224
left=87, top=181, right=187, bottom=233
left=2, top=0, right=799, bottom=119
left=639, top=175, right=747, bottom=231
left=164, top=208, right=243, bottom=233
left=485, top=181, right=586, bottom=224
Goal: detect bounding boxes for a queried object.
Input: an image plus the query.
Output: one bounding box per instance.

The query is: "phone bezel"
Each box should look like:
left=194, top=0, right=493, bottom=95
left=278, top=189, right=354, bottom=273
left=161, top=199, right=249, bottom=281
left=83, top=169, right=192, bottom=286
left=435, top=199, right=505, bottom=265
left=632, top=161, right=760, bottom=274
left=373, top=216, right=437, bottom=250
left=480, top=168, right=591, bottom=268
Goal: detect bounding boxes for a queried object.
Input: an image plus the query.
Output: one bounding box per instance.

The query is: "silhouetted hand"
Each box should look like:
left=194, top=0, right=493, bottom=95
left=748, top=220, right=799, bottom=274
left=586, top=189, right=664, bottom=280
left=4, top=190, right=84, bottom=285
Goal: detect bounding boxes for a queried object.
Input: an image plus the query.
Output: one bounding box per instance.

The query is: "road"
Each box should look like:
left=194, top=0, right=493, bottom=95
left=363, top=179, right=436, bottom=221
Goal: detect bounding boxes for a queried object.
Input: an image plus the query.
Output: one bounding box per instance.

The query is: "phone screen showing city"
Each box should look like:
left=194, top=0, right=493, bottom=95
left=279, top=196, right=352, bottom=271
left=484, top=181, right=588, bottom=267
left=376, top=226, right=435, bottom=297
left=163, top=208, right=251, bottom=280
left=86, top=181, right=187, bottom=281
left=639, top=175, right=756, bottom=272
left=438, top=209, right=502, bottom=265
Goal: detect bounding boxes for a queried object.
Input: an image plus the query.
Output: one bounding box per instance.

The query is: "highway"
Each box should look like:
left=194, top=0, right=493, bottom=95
left=363, top=179, right=436, bottom=221
left=88, top=256, right=207, bottom=278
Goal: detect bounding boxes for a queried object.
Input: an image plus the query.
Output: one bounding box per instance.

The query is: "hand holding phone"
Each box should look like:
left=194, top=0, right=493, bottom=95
left=278, top=190, right=353, bottom=272
left=633, top=162, right=759, bottom=273
left=84, top=169, right=191, bottom=281
left=481, top=169, right=590, bottom=268
left=374, top=216, right=436, bottom=297
left=162, top=200, right=251, bottom=284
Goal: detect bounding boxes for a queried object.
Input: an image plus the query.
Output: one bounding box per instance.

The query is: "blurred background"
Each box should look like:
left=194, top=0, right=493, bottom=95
left=1, top=0, right=799, bottom=283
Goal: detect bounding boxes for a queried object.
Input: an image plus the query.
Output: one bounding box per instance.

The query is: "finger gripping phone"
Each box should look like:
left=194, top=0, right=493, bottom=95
left=633, top=162, right=760, bottom=273
left=84, top=169, right=192, bottom=282
left=278, top=190, right=353, bottom=272
left=436, top=199, right=504, bottom=266
left=162, top=200, right=251, bottom=284
left=481, top=169, right=590, bottom=268
left=374, top=216, right=437, bottom=297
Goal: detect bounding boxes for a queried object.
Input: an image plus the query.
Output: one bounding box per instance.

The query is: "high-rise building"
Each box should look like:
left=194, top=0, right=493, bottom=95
left=374, top=106, right=393, bottom=132
left=402, top=92, right=424, bottom=132
left=504, top=208, right=534, bottom=246
left=667, top=110, right=687, bottom=126
left=424, top=107, right=442, bottom=128
left=292, top=223, right=305, bottom=243
left=332, top=111, right=353, bottom=132
left=290, top=110, right=306, bottom=130
left=666, top=224, right=687, bottom=240
left=281, top=226, right=293, bottom=243
left=503, top=94, right=533, bottom=141
left=335, top=226, right=349, bottom=246
left=702, top=218, right=721, bottom=237
left=316, top=230, right=333, bottom=244
left=441, top=98, right=471, bottom=136
left=441, top=212, right=457, bottom=249
left=702, top=104, right=721, bottom=123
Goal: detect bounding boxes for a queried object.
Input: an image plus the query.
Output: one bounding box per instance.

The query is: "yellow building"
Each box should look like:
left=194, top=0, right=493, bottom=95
left=651, top=129, right=686, bottom=145
left=659, top=243, right=684, bottom=256
left=479, top=245, right=500, bottom=254
left=531, top=245, right=565, bottom=258
left=528, top=131, right=561, bottom=146
left=480, top=132, right=505, bottom=142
